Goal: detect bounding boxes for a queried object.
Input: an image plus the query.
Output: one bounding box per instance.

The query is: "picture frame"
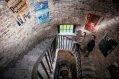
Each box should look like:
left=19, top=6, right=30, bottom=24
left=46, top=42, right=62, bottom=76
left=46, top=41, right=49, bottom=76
left=33, top=0, right=49, bottom=25
left=85, top=13, right=101, bottom=32
left=5, top=0, right=30, bottom=26
left=99, top=31, right=118, bottom=57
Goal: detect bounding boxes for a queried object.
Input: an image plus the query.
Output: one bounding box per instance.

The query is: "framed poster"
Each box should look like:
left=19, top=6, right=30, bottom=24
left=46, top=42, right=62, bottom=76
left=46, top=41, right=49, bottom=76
left=33, top=0, right=49, bottom=25
left=5, top=0, right=30, bottom=26
left=85, top=13, right=101, bottom=32
left=99, top=34, right=118, bottom=57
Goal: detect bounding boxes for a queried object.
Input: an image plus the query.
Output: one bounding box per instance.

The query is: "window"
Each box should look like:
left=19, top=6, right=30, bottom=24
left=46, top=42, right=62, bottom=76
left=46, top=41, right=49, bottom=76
left=58, top=24, right=75, bottom=35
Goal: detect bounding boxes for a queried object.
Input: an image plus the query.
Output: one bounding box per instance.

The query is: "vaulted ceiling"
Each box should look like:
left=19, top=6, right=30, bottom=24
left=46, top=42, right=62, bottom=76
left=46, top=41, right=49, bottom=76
left=49, top=0, right=119, bottom=20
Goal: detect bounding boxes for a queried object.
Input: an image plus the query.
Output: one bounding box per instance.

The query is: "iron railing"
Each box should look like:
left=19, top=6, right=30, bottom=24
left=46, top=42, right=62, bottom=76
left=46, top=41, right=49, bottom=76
left=32, top=36, right=57, bottom=79
left=57, top=35, right=82, bottom=79
left=32, top=35, right=82, bottom=79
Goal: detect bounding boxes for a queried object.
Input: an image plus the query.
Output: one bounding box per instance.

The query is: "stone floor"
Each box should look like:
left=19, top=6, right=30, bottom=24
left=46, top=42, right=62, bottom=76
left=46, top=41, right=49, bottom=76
left=81, top=53, right=96, bottom=79
left=3, top=38, right=54, bottom=79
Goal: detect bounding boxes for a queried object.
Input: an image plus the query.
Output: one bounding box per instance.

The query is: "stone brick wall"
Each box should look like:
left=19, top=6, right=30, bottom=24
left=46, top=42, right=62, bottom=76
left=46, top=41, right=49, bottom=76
left=49, top=0, right=119, bottom=25
left=0, top=0, right=119, bottom=79
left=0, top=0, right=57, bottom=71
left=93, top=16, right=119, bottom=79
left=48, top=0, right=119, bottom=79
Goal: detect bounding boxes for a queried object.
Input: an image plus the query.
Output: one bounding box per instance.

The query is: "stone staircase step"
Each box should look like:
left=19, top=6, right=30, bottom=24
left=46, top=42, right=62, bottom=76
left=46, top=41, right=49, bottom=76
left=82, top=73, right=95, bottom=78
left=82, top=65, right=95, bottom=69
left=82, top=67, right=96, bottom=72
left=81, top=53, right=96, bottom=79
left=82, top=62, right=95, bottom=66
left=3, top=38, right=54, bottom=79
left=4, top=68, right=31, bottom=79
left=82, top=76, right=95, bottom=79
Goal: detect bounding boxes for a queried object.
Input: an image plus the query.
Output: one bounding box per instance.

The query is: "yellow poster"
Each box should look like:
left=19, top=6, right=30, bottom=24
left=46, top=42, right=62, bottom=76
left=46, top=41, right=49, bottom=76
left=5, top=0, right=31, bottom=26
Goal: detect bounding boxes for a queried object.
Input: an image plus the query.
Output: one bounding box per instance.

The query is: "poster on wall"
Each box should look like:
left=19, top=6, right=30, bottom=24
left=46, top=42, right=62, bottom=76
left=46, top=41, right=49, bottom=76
left=99, top=34, right=118, bottom=57
left=85, top=13, right=101, bottom=32
left=5, top=0, right=31, bottom=26
left=33, top=0, right=49, bottom=24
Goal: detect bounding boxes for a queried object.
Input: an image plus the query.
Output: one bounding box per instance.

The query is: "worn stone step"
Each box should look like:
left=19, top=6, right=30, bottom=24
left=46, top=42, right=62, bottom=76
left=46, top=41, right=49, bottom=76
left=82, top=71, right=95, bottom=74
left=82, top=65, right=95, bottom=70
left=21, top=55, right=40, bottom=62
left=83, top=78, right=96, bottom=79
left=81, top=61, right=95, bottom=65
left=3, top=38, right=54, bottom=79
left=4, top=68, right=31, bottom=79
left=81, top=52, right=96, bottom=79
left=81, top=57, right=93, bottom=61
left=82, top=67, right=96, bottom=72
left=82, top=71, right=96, bottom=78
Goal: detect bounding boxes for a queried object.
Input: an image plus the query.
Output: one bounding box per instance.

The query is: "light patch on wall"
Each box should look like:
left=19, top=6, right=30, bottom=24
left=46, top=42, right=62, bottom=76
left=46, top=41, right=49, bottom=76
left=85, top=13, right=101, bottom=32
left=0, top=1, right=5, bottom=9
left=96, top=16, right=119, bottom=32
left=0, top=12, right=1, bottom=16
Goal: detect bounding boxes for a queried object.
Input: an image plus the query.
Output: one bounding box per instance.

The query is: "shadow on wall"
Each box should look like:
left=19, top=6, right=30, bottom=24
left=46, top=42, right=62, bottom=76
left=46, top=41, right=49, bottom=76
left=106, top=62, right=119, bottom=79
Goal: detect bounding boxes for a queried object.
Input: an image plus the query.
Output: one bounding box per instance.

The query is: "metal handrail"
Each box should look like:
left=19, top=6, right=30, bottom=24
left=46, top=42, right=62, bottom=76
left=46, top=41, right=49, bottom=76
left=57, top=35, right=82, bottom=79
left=31, top=35, right=82, bottom=79
left=32, top=36, right=57, bottom=79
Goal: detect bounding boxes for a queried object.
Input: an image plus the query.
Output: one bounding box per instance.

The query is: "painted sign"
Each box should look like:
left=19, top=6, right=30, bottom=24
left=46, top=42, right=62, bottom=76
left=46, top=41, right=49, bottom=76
left=85, top=13, right=101, bottom=32
left=5, top=0, right=31, bottom=26
left=33, top=0, right=49, bottom=24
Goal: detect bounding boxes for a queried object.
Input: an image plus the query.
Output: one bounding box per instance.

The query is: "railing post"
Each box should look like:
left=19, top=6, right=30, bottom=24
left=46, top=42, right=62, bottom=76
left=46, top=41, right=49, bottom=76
left=37, top=70, right=43, bottom=79
left=65, top=36, right=67, bottom=49
left=45, top=54, right=52, bottom=73
left=47, top=50, right=53, bottom=69
left=33, top=35, right=82, bottom=79
left=61, top=35, right=63, bottom=49
left=63, top=37, right=65, bottom=49
left=41, top=60, right=50, bottom=79
left=32, top=36, right=58, bottom=79
left=59, top=35, right=61, bottom=49
left=57, top=35, right=82, bottom=79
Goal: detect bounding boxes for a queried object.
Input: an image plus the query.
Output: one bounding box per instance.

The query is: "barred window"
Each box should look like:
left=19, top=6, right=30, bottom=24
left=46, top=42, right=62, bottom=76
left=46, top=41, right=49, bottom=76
left=58, top=24, right=76, bottom=35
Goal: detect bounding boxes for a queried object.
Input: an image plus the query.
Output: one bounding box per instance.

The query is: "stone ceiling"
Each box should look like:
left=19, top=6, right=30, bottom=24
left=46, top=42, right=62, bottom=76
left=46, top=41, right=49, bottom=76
left=49, top=0, right=119, bottom=25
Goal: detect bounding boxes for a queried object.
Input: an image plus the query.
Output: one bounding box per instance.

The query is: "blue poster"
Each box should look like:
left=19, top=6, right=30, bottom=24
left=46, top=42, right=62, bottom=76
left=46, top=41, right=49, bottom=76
left=33, top=0, right=49, bottom=24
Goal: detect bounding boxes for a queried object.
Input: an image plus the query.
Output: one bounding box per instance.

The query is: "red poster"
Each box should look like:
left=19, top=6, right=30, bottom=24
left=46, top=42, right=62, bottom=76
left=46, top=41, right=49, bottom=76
left=85, top=13, right=101, bottom=32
